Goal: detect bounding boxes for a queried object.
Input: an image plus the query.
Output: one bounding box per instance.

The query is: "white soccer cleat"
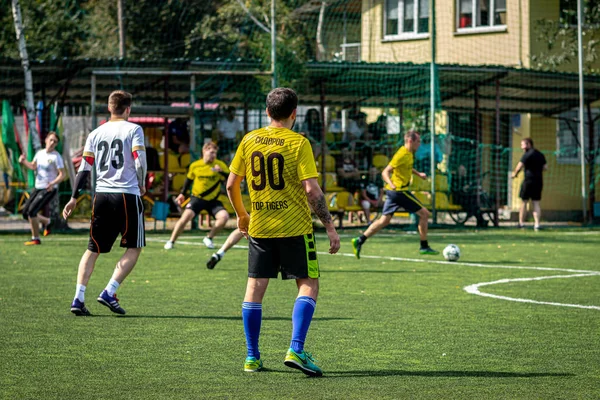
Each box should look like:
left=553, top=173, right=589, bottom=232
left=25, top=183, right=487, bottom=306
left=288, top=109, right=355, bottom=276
left=164, top=241, right=174, bottom=250
left=203, top=237, right=215, bottom=249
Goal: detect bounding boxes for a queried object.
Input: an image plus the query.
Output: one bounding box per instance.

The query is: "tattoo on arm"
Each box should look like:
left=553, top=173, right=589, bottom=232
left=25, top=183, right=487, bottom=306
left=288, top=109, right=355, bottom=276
left=308, top=194, right=333, bottom=225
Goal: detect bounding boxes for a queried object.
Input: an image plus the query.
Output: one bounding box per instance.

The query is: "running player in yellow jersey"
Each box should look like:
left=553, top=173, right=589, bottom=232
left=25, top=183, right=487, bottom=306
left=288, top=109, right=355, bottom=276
left=227, top=88, right=340, bottom=377
left=351, top=130, right=438, bottom=258
left=164, top=142, right=230, bottom=250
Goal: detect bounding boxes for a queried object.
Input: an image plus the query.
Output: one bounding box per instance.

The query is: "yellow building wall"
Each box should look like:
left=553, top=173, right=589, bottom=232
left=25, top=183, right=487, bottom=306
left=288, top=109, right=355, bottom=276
left=361, top=0, right=529, bottom=66
left=510, top=114, right=588, bottom=211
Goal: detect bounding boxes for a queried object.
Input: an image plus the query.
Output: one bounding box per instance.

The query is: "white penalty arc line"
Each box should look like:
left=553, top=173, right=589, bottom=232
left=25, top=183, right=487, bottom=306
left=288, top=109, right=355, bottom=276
left=464, top=274, right=600, bottom=310
left=147, top=237, right=600, bottom=310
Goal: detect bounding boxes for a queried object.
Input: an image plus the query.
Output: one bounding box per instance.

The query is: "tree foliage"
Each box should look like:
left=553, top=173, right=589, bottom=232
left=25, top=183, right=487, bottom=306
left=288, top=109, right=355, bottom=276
left=532, top=0, right=600, bottom=72
left=0, top=0, right=316, bottom=88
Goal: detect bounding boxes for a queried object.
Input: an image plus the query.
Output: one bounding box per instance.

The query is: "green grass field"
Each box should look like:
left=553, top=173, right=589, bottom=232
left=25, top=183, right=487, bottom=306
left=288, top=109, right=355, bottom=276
left=1, top=228, right=599, bottom=399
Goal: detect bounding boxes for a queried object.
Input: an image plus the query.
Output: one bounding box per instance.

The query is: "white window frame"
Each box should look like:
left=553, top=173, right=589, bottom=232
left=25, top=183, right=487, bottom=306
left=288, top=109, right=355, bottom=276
left=456, top=0, right=507, bottom=34
left=556, top=109, right=600, bottom=165
left=383, top=0, right=429, bottom=41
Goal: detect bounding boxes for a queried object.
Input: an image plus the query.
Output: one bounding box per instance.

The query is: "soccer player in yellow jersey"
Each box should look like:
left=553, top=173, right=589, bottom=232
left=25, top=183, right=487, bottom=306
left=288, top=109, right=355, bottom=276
left=164, top=142, right=230, bottom=250
left=227, top=88, right=340, bottom=376
left=351, top=130, right=439, bottom=258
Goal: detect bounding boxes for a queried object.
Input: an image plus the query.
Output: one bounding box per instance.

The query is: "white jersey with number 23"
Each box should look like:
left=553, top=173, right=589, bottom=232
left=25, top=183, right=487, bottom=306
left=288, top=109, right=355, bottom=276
left=83, top=120, right=145, bottom=196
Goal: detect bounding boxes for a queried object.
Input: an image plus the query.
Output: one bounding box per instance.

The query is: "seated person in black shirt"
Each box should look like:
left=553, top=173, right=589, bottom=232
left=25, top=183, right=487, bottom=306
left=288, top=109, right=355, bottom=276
left=451, top=165, right=488, bottom=227
left=359, top=166, right=385, bottom=224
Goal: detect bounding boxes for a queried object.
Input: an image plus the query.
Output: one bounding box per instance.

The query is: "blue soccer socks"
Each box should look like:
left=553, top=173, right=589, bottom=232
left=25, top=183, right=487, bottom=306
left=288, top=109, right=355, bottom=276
left=242, top=302, right=262, bottom=360
left=290, top=296, right=316, bottom=354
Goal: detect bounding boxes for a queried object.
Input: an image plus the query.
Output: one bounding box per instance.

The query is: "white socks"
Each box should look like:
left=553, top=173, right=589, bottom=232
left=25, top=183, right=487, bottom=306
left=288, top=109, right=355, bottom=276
left=75, top=284, right=86, bottom=302
left=105, top=279, right=120, bottom=296
left=217, top=248, right=226, bottom=258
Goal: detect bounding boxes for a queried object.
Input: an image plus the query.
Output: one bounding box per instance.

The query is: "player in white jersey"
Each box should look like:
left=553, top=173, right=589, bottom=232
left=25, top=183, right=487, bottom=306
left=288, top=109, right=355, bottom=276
left=19, top=131, right=65, bottom=245
left=62, top=90, right=147, bottom=316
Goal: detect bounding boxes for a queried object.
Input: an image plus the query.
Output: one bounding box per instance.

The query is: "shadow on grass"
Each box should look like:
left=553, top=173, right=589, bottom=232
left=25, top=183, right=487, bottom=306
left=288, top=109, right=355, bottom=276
left=88, top=315, right=352, bottom=321
left=322, top=370, right=574, bottom=378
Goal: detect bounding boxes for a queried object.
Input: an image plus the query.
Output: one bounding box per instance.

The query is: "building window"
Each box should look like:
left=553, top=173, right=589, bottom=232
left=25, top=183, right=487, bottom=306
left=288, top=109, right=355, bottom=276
left=556, top=109, right=600, bottom=164
left=457, top=0, right=506, bottom=30
left=384, top=0, right=429, bottom=38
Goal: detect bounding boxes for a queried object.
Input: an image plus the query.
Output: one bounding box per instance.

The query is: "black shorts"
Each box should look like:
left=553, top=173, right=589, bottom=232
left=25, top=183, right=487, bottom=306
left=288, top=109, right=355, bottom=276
left=248, top=233, right=320, bottom=280
left=186, top=196, right=225, bottom=217
left=382, top=190, right=424, bottom=215
left=520, top=180, right=543, bottom=201
left=89, top=193, right=145, bottom=254
left=22, top=188, right=57, bottom=219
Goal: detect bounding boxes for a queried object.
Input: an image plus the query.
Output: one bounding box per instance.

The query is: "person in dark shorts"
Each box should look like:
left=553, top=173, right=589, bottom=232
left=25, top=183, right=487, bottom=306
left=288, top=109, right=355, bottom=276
left=351, top=130, right=438, bottom=257
left=63, top=90, right=148, bottom=316
left=227, top=87, right=340, bottom=376
left=163, top=141, right=230, bottom=250
left=19, top=131, right=65, bottom=245
left=512, top=138, right=547, bottom=230
left=359, top=166, right=384, bottom=224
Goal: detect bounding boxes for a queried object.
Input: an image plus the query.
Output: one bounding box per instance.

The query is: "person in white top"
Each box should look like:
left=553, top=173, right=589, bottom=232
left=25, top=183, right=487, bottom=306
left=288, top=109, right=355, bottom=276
left=62, top=90, right=147, bottom=317
left=19, top=131, right=66, bottom=245
left=216, top=106, right=243, bottom=161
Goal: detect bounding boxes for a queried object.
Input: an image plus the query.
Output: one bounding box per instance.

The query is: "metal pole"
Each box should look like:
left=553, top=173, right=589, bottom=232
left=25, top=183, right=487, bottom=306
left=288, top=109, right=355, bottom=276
left=271, top=0, right=277, bottom=89
left=91, top=74, right=97, bottom=195
left=577, top=0, right=587, bottom=223
left=430, top=0, right=437, bottom=223
left=118, top=0, right=125, bottom=58
left=190, top=76, right=196, bottom=154
left=320, top=80, right=327, bottom=193
left=495, top=79, right=501, bottom=227
left=475, top=86, right=481, bottom=210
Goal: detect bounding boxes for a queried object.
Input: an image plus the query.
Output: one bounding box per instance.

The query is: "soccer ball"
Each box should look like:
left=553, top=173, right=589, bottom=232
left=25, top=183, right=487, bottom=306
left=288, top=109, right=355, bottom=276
left=443, top=244, right=460, bottom=262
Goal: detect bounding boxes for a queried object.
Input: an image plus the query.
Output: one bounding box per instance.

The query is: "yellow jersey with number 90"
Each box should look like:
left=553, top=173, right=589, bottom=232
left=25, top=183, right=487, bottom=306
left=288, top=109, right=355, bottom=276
left=229, top=127, right=318, bottom=238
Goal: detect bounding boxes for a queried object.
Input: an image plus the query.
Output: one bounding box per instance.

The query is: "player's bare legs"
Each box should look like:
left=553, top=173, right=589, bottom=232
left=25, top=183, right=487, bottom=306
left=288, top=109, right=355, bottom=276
left=296, top=278, right=319, bottom=301
left=363, top=214, right=392, bottom=238
left=206, top=228, right=244, bottom=269
left=416, top=207, right=430, bottom=241
left=110, top=248, right=142, bottom=284
left=208, top=209, right=229, bottom=240
left=76, top=250, right=100, bottom=286
left=165, top=209, right=195, bottom=249
left=70, top=250, right=99, bottom=315
left=37, top=214, right=50, bottom=227
left=532, top=200, right=541, bottom=229
left=97, top=248, right=142, bottom=315
left=28, top=216, right=41, bottom=240
left=350, top=214, right=391, bottom=259
left=203, top=209, right=229, bottom=250
left=415, top=207, right=437, bottom=254
left=519, top=200, right=528, bottom=227
left=244, top=278, right=270, bottom=303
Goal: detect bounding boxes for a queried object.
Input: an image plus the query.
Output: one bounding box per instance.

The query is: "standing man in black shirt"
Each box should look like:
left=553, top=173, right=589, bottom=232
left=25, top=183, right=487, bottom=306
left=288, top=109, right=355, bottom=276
left=511, top=138, right=547, bottom=230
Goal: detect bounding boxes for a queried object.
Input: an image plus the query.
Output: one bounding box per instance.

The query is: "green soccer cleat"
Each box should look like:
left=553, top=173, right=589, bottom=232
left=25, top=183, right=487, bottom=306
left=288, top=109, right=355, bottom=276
left=244, top=357, right=263, bottom=372
left=351, top=238, right=362, bottom=259
left=420, top=247, right=439, bottom=255
left=284, top=348, right=323, bottom=377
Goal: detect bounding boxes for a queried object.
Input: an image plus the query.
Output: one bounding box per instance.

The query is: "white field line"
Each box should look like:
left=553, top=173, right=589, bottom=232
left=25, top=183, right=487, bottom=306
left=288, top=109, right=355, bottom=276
left=5, top=236, right=598, bottom=310
left=464, top=274, right=600, bottom=310
left=147, top=237, right=600, bottom=311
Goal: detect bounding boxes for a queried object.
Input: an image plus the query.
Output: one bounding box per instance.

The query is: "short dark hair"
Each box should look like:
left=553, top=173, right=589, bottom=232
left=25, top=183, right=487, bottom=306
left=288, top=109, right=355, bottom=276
left=108, top=90, right=133, bottom=115
left=522, top=137, right=534, bottom=148
left=404, top=129, right=420, bottom=142
left=266, top=88, right=298, bottom=121
left=47, top=131, right=60, bottom=142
